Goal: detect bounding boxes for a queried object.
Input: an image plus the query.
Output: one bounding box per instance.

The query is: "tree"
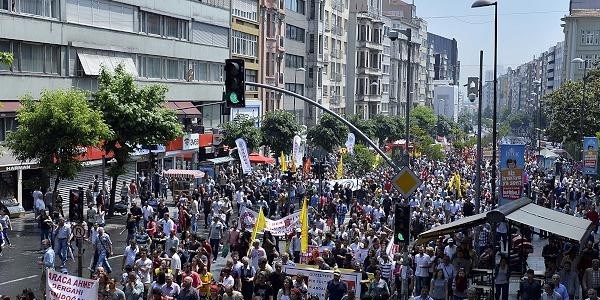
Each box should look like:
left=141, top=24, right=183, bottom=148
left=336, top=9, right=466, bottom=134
left=342, top=144, right=375, bottom=176
left=260, top=110, right=301, bottom=156
left=307, top=113, right=348, bottom=152
left=5, top=89, right=110, bottom=205
left=410, top=106, right=437, bottom=136
left=544, top=80, right=600, bottom=143
left=92, top=65, right=183, bottom=214
left=220, top=114, right=262, bottom=151
left=372, top=114, right=403, bottom=147
left=346, top=114, right=375, bottom=145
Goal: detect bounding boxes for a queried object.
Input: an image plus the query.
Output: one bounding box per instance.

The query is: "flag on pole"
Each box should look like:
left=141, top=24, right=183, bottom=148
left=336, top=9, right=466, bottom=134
left=250, top=207, right=267, bottom=248
left=336, top=156, right=343, bottom=179
left=280, top=151, right=287, bottom=172
left=300, top=198, right=309, bottom=252
left=456, top=173, right=462, bottom=198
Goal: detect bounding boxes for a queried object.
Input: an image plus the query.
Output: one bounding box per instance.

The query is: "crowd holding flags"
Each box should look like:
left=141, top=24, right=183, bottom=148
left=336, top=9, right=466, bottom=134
left=448, top=172, right=463, bottom=198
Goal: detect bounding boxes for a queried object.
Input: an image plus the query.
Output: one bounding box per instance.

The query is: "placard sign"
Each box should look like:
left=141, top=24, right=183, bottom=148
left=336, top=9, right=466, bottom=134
left=499, top=144, right=525, bottom=206
left=239, top=207, right=300, bottom=236
left=282, top=265, right=361, bottom=299
left=46, top=269, right=98, bottom=300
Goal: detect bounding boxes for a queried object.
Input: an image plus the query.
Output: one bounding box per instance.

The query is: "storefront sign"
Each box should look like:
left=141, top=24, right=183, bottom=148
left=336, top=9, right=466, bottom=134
left=583, top=137, right=598, bottom=175
left=0, top=164, right=38, bottom=172
left=183, top=133, right=200, bottom=150
left=46, top=269, right=98, bottom=300
left=499, top=144, right=525, bottom=206
left=239, top=207, right=300, bottom=236
left=282, top=265, right=361, bottom=299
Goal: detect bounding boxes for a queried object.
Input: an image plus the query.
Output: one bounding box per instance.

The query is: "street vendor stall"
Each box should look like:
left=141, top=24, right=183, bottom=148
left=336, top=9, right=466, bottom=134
left=162, top=169, right=205, bottom=197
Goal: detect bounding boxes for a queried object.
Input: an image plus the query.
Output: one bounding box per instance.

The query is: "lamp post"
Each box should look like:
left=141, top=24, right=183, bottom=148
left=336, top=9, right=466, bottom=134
left=472, top=0, right=498, bottom=207
left=571, top=57, right=587, bottom=161
left=294, top=67, right=306, bottom=123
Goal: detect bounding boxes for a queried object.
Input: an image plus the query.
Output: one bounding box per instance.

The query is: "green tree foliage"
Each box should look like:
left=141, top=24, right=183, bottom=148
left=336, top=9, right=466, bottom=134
left=457, top=113, right=474, bottom=133
left=410, top=106, right=436, bottom=136
left=92, top=65, right=183, bottom=213
left=346, top=114, right=375, bottom=145
left=260, top=110, right=301, bottom=155
left=415, top=135, right=446, bottom=161
left=219, top=114, right=261, bottom=151
left=544, top=80, right=600, bottom=143
left=307, top=113, right=348, bottom=152
left=0, top=52, right=13, bottom=66
left=5, top=89, right=110, bottom=203
left=372, top=114, right=404, bottom=147
left=342, top=144, right=375, bottom=176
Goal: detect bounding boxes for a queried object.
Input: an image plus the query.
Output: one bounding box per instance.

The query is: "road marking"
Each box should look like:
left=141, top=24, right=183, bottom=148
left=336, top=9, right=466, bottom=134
left=0, top=275, right=38, bottom=286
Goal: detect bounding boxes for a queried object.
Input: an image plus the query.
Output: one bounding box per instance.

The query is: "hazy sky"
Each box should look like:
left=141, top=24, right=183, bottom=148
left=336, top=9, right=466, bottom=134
left=414, top=0, right=569, bottom=85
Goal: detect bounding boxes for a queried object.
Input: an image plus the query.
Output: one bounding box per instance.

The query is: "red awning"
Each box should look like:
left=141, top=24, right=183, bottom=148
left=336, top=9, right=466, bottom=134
left=0, top=101, right=21, bottom=115
left=249, top=152, right=275, bottom=164
left=163, top=169, right=205, bottom=179
left=165, top=101, right=202, bottom=117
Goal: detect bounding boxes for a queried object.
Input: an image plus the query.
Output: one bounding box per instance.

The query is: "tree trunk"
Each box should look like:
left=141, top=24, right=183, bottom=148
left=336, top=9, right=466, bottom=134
left=53, top=176, right=60, bottom=218
left=107, top=174, right=118, bottom=216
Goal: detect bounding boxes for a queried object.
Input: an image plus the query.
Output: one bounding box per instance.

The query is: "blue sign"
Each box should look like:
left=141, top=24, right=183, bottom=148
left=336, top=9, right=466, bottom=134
left=583, top=137, right=598, bottom=175
left=499, top=144, right=525, bottom=206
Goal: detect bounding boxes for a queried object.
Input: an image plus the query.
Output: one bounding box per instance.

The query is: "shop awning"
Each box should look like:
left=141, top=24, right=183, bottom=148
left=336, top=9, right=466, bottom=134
left=77, top=52, right=137, bottom=76
left=249, top=152, right=275, bottom=164
left=506, top=203, right=592, bottom=243
left=416, top=198, right=593, bottom=244
left=165, top=101, right=202, bottom=118
left=0, top=101, right=21, bottom=114
left=206, top=156, right=236, bottom=164
left=163, top=169, right=205, bottom=179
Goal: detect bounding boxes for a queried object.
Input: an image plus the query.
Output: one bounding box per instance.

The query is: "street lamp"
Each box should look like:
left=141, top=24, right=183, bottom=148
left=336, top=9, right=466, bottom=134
left=472, top=0, right=498, bottom=207
left=294, top=67, right=306, bottom=123
left=571, top=57, right=587, bottom=161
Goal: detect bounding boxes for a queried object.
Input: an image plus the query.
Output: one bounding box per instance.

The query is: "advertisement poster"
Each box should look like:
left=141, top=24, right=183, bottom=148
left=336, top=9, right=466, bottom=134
left=46, top=269, right=98, bottom=300
left=499, top=144, right=525, bottom=206
left=282, top=265, right=361, bottom=299
left=583, top=137, right=598, bottom=175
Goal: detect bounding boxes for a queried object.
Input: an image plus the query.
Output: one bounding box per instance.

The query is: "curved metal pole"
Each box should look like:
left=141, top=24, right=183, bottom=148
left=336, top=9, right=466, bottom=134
left=246, top=81, right=400, bottom=172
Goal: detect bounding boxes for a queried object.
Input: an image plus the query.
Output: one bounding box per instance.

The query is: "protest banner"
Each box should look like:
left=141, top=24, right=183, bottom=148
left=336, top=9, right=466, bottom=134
left=46, top=269, right=98, bottom=300
left=239, top=207, right=300, bottom=236
left=282, top=265, right=361, bottom=299
left=583, top=137, right=598, bottom=175
left=499, top=144, right=525, bottom=206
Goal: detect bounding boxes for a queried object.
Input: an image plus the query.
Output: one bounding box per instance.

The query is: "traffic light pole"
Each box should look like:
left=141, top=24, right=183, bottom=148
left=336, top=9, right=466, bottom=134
left=245, top=81, right=400, bottom=172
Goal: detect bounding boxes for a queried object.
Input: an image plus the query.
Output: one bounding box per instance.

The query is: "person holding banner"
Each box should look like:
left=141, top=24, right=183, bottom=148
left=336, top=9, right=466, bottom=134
left=38, top=238, right=55, bottom=299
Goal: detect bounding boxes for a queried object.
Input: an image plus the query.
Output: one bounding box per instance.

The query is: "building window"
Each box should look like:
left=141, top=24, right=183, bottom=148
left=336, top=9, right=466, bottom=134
left=0, top=40, right=11, bottom=71
left=138, top=56, right=162, bottom=79
left=0, top=117, right=17, bottom=142
left=140, top=11, right=162, bottom=35
left=192, top=61, right=208, bottom=81
left=164, top=16, right=189, bottom=40
left=11, top=0, right=59, bottom=18
left=285, top=53, right=304, bottom=68
left=232, top=0, right=258, bottom=22
left=209, top=63, right=223, bottom=82
left=286, top=24, right=305, bottom=43
left=232, top=31, right=258, bottom=58
left=309, top=34, right=315, bottom=53
left=165, top=59, right=185, bottom=80
left=581, top=30, right=598, bottom=45
left=285, top=0, right=305, bottom=14
left=18, top=42, right=60, bottom=74
left=285, top=83, right=304, bottom=95
left=66, top=0, right=134, bottom=32
left=246, top=69, right=258, bottom=91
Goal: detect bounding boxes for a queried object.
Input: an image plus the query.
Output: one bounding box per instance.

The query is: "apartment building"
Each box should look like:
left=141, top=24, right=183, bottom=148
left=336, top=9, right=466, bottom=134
left=259, top=0, right=286, bottom=115
left=562, top=8, right=600, bottom=81
left=282, top=0, right=308, bottom=123
left=347, top=0, right=385, bottom=119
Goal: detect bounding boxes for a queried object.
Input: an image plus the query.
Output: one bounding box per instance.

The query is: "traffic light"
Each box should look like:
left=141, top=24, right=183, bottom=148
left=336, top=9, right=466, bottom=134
left=394, top=204, right=410, bottom=244
left=224, top=59, right=246, bottom=108
left=467, top=77, right=479, bottom=102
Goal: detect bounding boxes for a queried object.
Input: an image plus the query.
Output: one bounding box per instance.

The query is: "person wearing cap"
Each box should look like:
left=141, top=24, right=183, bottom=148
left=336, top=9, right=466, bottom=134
left=325, top=269, right=347, bottom=300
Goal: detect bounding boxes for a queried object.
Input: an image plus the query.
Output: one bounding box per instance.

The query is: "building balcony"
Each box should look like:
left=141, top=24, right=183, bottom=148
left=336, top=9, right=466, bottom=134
left=330, top=95, right=343, bottom=105
left=332, top=25, right=344, bottom=36
left=323, top=53, right=330, bottom=64
left=357, top=40, right=383, bottom=51
left=330, top=49, right=343, bottom=59
left=265, top=75, right=278, bottom=86
left=356, top=94, right=381, bottom=102
left=357, top=66, right=382, bottom=76
left=330, top=74, right=343, bottom=82
left=324, top=22, right=331, bottom=32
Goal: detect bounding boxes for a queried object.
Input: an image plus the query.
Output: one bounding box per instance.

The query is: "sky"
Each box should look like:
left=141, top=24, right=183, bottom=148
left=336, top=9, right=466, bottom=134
left=414, top=0, right=569, bottom=86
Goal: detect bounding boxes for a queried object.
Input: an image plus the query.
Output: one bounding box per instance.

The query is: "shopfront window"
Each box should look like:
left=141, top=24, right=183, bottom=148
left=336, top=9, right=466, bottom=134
left=0, top=171, right=17, bottom=200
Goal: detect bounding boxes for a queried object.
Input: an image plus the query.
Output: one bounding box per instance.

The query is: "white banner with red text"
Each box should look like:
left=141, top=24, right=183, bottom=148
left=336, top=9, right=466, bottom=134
left=239, top=207, right=300, bottom=236
left=46, top=269, right=98, bottom=300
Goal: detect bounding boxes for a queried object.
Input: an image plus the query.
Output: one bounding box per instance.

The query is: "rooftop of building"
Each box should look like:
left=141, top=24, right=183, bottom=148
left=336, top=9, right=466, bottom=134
left=564, top=9, right=600, bottom=17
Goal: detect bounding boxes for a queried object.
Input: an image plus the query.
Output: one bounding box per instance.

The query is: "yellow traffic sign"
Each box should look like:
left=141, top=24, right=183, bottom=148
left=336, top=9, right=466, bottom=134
left=392, top=167, right=422, bottom=199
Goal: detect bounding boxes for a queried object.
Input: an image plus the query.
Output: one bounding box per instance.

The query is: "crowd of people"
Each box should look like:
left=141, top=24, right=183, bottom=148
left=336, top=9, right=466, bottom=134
left=5, top=145, right=600, bottom=300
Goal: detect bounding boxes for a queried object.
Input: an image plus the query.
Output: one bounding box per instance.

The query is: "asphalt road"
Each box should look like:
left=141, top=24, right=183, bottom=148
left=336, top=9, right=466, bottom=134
left=0, top=208, right=227, bottom=298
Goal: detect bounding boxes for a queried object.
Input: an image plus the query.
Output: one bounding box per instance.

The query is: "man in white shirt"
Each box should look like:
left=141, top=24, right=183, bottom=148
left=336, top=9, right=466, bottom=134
left=444, top=238, right=457, bottom=260
left=160, top=213, right=175, bottom=236
left=209, top=216, right=224, bottom=262
left=165, top=230, right=180, bottom=252
left=190, top=198, right=199, bottom=233
left=134, top=249, right=153, bottom=296
left=142, top=202, right=154, bottom=225
left=414, top=246, right=431, bottom=296
left=290, top=229, right=302, bottom=263
left=33, top=188, right=45, bottom=219
left=122, top=240, right=139, bottom=270
left=168, top=247, right=182, bottom=278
